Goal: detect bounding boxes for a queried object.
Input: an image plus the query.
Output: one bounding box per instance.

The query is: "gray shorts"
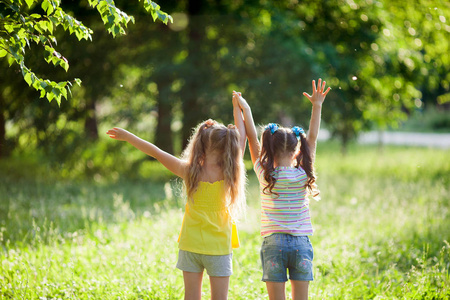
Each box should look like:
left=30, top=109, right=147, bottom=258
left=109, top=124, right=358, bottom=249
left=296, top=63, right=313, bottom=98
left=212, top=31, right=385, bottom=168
left=176, top=250, right=233, bottom=277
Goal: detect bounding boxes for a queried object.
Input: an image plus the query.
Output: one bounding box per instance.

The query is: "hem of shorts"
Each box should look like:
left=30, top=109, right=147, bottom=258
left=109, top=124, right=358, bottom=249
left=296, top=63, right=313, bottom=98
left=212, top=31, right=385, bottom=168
left=176, top=265, right=233, bottom=277
left=207, top=272, right=233, bottom=277
left=178, top=246, right=232, bottom=256
left=176, top=265, right=202, bottom=273
left=290, top=277, right=314, bottom=282
left=262, top=278, right=313, bottom=282
left=261, top=278, right=288, bottom=283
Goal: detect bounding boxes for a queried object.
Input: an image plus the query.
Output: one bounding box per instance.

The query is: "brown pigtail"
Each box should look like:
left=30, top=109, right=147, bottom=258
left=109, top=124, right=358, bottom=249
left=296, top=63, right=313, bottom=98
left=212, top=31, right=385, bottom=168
left=260, top=128, right=277, bottom=195
left=296, top=132, right=319, bottom=198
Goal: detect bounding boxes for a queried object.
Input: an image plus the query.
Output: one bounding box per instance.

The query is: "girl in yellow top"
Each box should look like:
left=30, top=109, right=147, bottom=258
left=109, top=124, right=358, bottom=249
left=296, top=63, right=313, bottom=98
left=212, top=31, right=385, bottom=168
left=106, top=94, right=246, bottom=300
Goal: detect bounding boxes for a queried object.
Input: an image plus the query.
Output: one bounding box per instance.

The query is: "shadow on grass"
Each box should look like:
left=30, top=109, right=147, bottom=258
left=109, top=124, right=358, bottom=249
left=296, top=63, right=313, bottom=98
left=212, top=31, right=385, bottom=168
left=0, top=177, right=184, bottom=249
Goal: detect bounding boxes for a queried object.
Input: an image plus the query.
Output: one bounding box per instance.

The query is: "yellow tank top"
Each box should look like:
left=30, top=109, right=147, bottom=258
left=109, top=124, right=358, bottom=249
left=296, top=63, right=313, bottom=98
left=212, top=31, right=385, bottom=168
left=178, top=180, right=240, bottom=255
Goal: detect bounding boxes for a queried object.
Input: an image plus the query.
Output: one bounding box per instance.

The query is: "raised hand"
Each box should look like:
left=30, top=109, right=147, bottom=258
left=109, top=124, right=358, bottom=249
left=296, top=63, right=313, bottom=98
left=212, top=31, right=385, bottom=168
left=303, top=78, right=331, bottom=106
left=232, top=91, right=240, bottom=107
left=233, top=91, right=250, bottom=110
left=106, top=127, right=131, bottom=141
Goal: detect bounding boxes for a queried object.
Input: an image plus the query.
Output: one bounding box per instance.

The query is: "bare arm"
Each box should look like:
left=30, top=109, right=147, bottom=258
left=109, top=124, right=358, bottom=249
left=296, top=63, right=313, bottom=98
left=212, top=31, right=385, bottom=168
left=236, top=93, right=260, bottom=165
left=302, top=78, right=331, bottom=162
left=232, top=91, right=247, bottom=156
left=106, top=128, right=188, bottom=178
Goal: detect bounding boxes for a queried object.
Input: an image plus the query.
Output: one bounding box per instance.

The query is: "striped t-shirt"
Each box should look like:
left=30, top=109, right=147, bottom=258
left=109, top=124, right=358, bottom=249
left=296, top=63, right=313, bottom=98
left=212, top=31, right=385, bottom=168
left=254, top=158, right=313, bottom=237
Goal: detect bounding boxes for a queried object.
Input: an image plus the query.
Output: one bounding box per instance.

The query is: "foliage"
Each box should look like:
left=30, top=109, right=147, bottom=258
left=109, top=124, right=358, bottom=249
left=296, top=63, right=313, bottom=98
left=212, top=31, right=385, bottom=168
left=271, top=0, right=450, bottom=147
left=0, top=144, right=449, bottom=298
left=1, top=0, right=450, bottom=163
left=0, top=0, right=172, bottom=105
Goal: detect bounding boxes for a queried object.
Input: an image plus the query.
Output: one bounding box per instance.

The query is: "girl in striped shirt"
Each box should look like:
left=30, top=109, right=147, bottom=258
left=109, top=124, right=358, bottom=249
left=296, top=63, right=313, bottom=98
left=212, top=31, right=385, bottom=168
left=233, top=79, right=330, bottom=300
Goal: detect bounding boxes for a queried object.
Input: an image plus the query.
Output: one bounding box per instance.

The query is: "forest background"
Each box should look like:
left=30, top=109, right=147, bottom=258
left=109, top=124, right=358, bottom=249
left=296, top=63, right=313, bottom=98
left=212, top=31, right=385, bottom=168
left=1, top=0, right=449, bottom=171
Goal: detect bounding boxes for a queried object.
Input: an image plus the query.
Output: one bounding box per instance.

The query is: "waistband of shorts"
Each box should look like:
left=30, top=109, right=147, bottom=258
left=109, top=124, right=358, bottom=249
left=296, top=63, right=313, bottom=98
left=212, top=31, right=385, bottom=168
left=263, top=233, right=309, bottom=245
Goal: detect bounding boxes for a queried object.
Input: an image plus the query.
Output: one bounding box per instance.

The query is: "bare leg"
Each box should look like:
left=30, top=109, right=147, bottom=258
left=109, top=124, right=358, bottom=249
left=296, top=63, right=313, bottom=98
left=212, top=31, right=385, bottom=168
left=209, top=276, right=230, bottom=300
left=266, top=281, right=286, bottom=300
left=291, top=280, right=309, bottom=300
left=183, top=271, right=203, bottom=300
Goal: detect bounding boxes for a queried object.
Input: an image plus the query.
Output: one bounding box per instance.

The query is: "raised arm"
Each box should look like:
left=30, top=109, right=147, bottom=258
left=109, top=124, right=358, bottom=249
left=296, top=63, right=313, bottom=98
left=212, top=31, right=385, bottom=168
left=235, top=92, right=260, bottom=165
left=232, top=91, right=247, bottom=156
left=106, top=128, right=188, bottom=178
left=302, top=78, right=331, bottom=161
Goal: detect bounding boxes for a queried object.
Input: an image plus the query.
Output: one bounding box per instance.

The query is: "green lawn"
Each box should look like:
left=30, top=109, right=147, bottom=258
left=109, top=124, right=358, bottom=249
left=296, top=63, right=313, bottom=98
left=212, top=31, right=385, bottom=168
left=1, top=142, right=449, bottom=299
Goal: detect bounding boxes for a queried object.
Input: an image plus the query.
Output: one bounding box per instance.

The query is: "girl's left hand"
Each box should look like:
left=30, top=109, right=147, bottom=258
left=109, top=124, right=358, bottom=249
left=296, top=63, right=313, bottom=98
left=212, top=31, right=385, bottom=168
left=106, top=127, right=130, bottom=141
left=303, top=78, right=331, bottom=106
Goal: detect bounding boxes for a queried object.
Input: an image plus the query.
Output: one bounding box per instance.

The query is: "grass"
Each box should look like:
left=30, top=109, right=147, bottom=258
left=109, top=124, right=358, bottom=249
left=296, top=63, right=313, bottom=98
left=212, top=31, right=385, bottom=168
left=1, top=141, right=449, bottom=299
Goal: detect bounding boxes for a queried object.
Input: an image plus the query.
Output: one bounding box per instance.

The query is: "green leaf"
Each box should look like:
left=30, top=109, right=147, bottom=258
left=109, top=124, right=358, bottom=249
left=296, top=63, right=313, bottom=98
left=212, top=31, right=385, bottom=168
left=55, top=94, right=62, bottom=106
left=0, top=49, right=7, bottom=58
left=46, top=91, right=54, bottom=102
left=107, top=14, right=115, bottom=25
left=88, top=0, right=99, bottom=8
left=58, top=81, right=67, bottom=88
left=24, top=72, right=33, bottom=86
left=42, top=0, right=50, bottom=14
left=44, top=0, right=54, bottom=15
left=151, top=11, right=157, bottom=22
left=61, top=86, right=68, bottom=100
left=61, top=60, right=69, bottom=72
left=25, top=0, right=34, bottom=8
left=64, top=15, right=74, bottom=28
left=39, top=35, right=48, bottom=44
left=40, top=20, right=49, bottom=32
left=52, top=87, right=61, bottom=97
left=4, top=24, right=15, bottom=33
left=32, top=76, right=41, bottom=89
left=8, top=55, right=16, bottom=66
left=47, top=20, right=54, bottom=33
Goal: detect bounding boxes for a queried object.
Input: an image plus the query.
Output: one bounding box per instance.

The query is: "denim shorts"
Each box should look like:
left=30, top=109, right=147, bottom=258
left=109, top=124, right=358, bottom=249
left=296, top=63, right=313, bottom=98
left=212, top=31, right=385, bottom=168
left=176, top=250, right=233, bottom=277
left=260, top=234, right=314, bottom=282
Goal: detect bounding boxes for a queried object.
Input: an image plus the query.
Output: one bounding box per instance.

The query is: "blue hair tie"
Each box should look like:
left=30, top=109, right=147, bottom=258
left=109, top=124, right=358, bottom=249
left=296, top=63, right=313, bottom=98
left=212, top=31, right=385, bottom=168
left=265, top=123, right=279, bottom=134
left=292, top=126, right=305, bottom=139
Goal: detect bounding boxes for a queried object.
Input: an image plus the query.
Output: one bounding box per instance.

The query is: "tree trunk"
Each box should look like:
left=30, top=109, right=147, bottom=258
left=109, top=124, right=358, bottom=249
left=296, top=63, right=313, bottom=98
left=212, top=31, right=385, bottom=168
left=84, top=97, right=98, bottom=140
left=155, top=80, right=174, bottom=154
left=0, top=94, right=6, bottom=158
left=182, top=0, right=207, bottom=148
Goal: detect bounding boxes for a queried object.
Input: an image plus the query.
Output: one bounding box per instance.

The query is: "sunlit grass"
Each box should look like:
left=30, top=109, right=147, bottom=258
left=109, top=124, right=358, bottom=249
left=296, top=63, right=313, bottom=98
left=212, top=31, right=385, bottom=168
left=1, top=142, right=449, bottom=299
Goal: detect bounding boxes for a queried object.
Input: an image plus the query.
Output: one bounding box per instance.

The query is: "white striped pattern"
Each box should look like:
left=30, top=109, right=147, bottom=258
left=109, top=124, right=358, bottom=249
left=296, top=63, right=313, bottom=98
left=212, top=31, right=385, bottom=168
left=254, top=158, right=313, bottom=237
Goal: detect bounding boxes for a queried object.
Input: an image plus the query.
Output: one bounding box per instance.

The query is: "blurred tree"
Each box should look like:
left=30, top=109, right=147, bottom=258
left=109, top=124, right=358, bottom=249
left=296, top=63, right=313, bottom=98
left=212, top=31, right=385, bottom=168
left=375, top=0, right=450, bottom=110
left=0, top=0, right=160, bottom=158
left=265, top=0, right=450, bottom=151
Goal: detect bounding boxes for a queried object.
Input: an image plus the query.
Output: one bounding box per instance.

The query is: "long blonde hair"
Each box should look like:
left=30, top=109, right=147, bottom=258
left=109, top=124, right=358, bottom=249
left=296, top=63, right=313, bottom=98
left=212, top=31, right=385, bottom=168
left=181, top=119, right=246, bottom=219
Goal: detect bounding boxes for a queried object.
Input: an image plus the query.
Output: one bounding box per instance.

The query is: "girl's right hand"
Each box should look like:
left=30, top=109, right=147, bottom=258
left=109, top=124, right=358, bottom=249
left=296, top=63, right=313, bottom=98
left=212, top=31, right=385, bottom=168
left=303, top=78, right=331, bottom=106
left=106, top=127, right=130, bottom=141
left=234, top=91, right=250, bottom=110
